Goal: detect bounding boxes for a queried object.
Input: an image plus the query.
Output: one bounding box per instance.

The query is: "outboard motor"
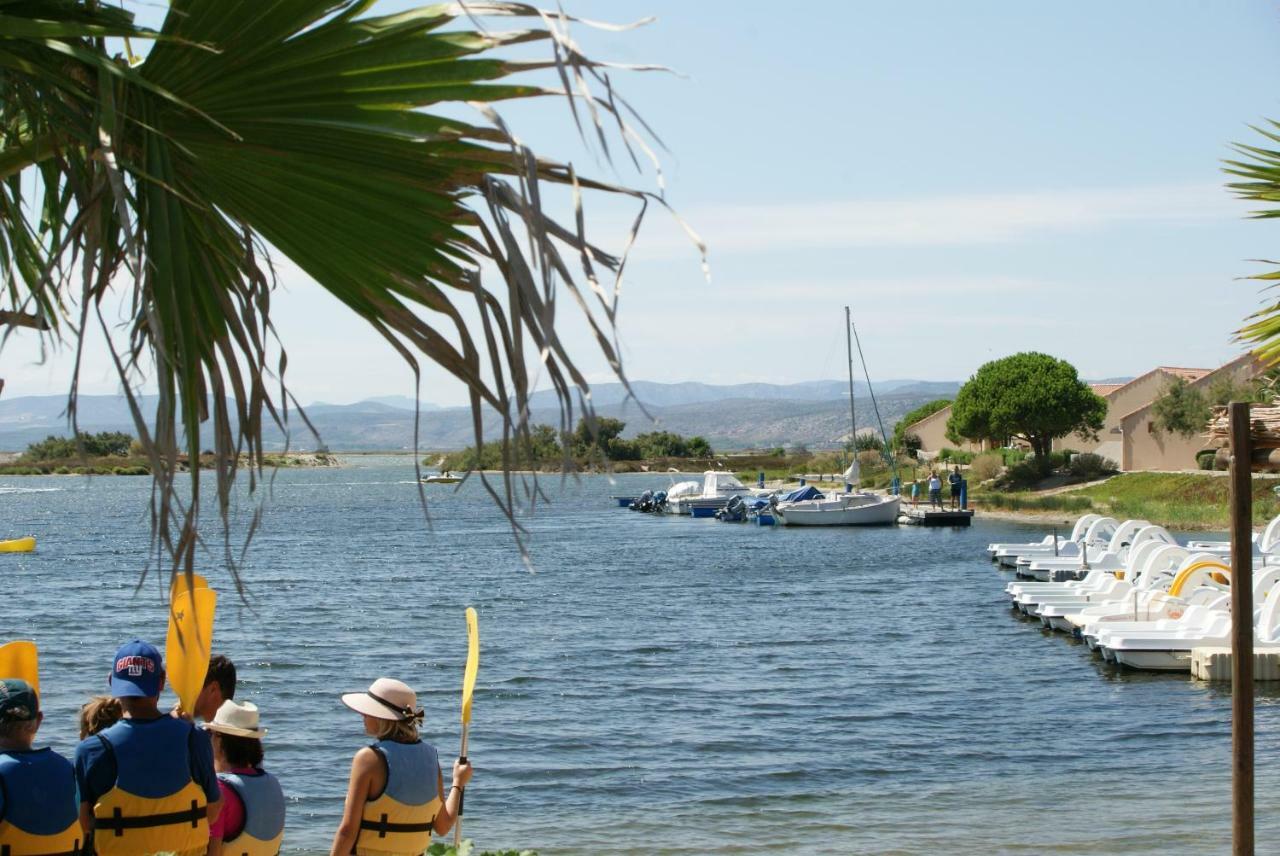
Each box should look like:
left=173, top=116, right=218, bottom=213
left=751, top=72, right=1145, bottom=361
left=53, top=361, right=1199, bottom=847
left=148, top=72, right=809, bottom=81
left=630, top=489, right=654, bottom=511
left=717, top=495, right=747, bottom=522
left=650, top=490, right=668, bottom=513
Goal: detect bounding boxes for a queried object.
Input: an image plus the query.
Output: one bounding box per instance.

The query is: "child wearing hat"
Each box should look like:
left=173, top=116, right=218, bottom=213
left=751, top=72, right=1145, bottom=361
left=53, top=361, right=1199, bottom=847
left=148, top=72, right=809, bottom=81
left=330, top=677, right=473, bottom=856
left=0, top=678, right=82, bottom=853
left=73, top=639, right=221, bottom=856
left=206, top=699, right=285, bottom=856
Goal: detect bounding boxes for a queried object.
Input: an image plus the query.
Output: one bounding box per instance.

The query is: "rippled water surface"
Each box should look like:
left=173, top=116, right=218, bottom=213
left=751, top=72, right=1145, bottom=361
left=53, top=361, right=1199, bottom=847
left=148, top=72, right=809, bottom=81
left=4, top=459, right=1279, bottom=854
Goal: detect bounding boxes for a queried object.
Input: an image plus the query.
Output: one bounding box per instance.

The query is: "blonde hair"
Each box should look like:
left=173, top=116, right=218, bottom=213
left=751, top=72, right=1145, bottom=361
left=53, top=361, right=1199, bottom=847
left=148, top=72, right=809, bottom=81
left=79, top=696, right=123, bottom=739
left=372, top=717, right=419, bottom=743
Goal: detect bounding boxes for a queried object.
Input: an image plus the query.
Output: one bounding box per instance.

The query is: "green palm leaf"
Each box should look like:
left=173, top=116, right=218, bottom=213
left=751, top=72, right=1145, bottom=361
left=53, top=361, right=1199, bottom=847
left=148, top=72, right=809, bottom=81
left=0, top=0, right=701, bottom=584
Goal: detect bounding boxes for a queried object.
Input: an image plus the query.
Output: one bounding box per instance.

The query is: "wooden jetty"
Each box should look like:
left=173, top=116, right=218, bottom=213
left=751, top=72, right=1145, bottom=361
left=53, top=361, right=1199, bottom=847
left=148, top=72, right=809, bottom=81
left=898, top=506, right=975, bottom=527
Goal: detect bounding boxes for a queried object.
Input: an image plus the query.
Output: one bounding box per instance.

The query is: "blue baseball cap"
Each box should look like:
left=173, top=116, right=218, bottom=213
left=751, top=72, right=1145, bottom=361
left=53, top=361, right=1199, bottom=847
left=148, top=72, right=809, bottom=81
left=110, top=640, right=163, bottom=698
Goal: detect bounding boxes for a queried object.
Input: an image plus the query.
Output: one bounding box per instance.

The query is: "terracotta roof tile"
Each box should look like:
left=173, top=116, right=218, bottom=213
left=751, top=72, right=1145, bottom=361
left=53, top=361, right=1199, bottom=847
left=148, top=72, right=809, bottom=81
left=1157, top=366, right=1212, bottom=382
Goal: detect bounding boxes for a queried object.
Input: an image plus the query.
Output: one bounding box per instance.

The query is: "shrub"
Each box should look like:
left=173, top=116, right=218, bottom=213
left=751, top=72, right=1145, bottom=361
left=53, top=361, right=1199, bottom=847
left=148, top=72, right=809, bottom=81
left=1000, top=448, right=1027, bottom=466
left=938, top=448, right=974, bottom=464
left=969, top=452, right=1003, bottom=482
left=1066, top=453, right=1118, bottom=480
left=900, top=433, right=922, bottom=458
left=856, top=450, right=884, bottom=472
left=1196, top=449, right=1217, bottom=471
left=999, top=460, right=1043, bottom=490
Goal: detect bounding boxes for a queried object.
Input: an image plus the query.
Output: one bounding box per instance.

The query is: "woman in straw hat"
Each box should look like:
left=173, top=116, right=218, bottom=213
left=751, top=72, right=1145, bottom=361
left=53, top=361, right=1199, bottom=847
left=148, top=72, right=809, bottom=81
left=205, top=700, right=285, bottom=856
left=330, top=677, right=473, bottom=856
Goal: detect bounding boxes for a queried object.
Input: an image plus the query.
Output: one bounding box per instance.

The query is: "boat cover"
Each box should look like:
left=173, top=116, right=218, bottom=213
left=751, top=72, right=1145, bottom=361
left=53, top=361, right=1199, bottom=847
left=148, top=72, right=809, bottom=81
left=780, top=486, right=823, bottom=502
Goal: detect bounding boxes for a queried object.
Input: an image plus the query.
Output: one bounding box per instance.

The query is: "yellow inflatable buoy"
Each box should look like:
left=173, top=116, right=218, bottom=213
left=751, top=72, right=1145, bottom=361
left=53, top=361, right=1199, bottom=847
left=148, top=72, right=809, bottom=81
left=0, top=536, right=35, bottom=553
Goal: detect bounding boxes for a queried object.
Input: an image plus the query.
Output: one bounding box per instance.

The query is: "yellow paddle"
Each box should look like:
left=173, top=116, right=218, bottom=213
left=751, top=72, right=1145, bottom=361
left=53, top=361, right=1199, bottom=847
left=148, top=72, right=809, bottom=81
left=165, top=586, right=217, bottom=716
left=455, top=607, right=479, bottom=846
left=169, top=572, right=210, bottom=600
left=0, top=641, right=38, bottom=695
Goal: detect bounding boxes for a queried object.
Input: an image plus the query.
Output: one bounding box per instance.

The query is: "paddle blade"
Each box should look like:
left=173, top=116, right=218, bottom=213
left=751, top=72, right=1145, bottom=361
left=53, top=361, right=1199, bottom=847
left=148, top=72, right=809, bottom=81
left=169, top=572, right=210, bottom=600
left=166, top=587, right=217, bottom=715
left=0, top=641, right=38, bottom=695
left=461, top=607, right=479, bottom=724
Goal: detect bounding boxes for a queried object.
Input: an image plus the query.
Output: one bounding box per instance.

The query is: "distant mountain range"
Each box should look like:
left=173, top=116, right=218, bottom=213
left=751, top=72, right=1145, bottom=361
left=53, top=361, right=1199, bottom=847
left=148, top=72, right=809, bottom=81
left=0, top=377, right=1116, bottom=452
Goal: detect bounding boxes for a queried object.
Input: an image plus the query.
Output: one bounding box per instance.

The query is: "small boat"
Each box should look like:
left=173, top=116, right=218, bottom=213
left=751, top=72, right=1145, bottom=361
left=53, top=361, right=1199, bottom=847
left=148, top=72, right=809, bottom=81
left=0, top=536, right=36, bottom=553
left=668, top=472, right=753, bottom=516
left=421, top=472, right=461, bottom=484
left=772, top=482, right=900, bottom=526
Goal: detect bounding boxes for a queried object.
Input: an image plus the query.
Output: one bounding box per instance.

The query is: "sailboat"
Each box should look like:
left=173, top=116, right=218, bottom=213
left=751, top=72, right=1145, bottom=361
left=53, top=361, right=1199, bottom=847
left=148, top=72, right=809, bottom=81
left=772, top=308, right=900, bottom=527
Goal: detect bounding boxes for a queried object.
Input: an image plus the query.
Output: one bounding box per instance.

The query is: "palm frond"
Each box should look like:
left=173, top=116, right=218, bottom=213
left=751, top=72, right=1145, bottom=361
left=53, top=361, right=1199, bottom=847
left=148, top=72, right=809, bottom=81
left=0, top=0, right=703, bottom=588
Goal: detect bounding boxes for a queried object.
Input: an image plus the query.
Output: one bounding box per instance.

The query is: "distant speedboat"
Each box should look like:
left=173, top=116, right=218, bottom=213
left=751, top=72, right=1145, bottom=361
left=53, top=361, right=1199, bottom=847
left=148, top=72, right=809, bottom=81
left=421, top=472, right=462, bottom=484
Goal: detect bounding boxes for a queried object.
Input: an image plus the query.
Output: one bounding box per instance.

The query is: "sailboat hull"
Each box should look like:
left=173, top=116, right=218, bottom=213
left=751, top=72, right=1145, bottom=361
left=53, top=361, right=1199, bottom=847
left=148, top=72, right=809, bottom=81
left=775, top=494, right=900, bottom=526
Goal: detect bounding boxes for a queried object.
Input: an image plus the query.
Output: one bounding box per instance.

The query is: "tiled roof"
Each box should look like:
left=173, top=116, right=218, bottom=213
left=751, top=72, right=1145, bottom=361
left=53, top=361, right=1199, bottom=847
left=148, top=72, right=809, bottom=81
left=1156, top=366, right=1212, bottom=382
left=1090, top=383, right=1124, bottom=396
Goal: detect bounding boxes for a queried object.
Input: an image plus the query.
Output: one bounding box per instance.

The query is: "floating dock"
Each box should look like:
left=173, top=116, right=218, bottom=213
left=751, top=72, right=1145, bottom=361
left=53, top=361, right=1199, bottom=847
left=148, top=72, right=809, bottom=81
left=1191, top=647, right=1280, bottom=681
left=898, top=507, right=975, bottom=527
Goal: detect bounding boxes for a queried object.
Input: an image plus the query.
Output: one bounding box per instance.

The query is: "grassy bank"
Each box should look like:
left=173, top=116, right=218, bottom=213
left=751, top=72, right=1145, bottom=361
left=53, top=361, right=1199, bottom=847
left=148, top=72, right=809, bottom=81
left=974, top=472, right=1280, bottom=529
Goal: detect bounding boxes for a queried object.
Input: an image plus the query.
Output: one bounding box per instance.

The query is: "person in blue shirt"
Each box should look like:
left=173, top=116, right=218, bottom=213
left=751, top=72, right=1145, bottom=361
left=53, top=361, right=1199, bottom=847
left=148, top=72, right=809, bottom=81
left=73, top=640, right=221, bottom=856
left=0, top=678, right=82, bottom=855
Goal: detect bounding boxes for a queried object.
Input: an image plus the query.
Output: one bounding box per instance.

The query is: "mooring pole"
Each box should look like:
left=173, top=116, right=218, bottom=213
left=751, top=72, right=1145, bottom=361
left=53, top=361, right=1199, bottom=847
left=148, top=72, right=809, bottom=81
left=1229, top=400, right=1254, bottom=856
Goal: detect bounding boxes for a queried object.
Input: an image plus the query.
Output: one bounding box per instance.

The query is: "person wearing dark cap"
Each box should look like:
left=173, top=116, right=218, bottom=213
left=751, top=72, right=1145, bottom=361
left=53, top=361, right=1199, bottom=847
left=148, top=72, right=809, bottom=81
left=0, top=678, right=82, bottom=854
left=73, top=640, right=221, bottom=856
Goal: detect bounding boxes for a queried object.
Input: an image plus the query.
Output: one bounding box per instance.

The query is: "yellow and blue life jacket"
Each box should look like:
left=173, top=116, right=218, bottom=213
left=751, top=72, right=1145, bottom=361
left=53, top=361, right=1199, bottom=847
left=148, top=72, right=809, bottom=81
left=0, top=747, right=81, bottom=856
left=91, top=717, right=208, bottom=856
left=356, top=740, right=441, bottom=856
left=219, top=769, right=285, bottom=856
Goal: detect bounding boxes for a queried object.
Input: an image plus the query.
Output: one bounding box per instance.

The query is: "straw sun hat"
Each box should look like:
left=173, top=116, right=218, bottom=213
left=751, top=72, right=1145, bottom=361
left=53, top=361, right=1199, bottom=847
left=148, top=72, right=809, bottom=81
left=204, top=699, right=267, bottom=739
left=341, top=677, right=424, bottom=722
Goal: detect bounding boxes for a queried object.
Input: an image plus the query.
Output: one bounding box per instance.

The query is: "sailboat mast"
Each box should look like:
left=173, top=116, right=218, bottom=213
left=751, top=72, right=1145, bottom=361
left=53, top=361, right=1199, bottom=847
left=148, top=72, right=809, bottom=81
left=845, top=305, right=856, bottom=452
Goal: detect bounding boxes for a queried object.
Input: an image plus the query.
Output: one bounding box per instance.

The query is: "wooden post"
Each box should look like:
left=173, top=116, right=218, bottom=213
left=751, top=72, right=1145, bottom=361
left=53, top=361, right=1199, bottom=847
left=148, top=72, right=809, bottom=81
left=1229, top=401, right=1254, bottom=856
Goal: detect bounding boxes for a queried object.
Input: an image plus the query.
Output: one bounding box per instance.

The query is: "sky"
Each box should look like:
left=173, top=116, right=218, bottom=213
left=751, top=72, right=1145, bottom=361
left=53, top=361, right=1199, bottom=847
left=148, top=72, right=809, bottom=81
left=6, top=1, right=1280, bottom=406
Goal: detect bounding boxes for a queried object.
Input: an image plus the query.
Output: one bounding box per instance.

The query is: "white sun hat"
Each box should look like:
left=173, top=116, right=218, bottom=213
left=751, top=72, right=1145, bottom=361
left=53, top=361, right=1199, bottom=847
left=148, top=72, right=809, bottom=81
left=204, top=699, right=267, bottom=739
left=341, top=677, right=423, bottom=722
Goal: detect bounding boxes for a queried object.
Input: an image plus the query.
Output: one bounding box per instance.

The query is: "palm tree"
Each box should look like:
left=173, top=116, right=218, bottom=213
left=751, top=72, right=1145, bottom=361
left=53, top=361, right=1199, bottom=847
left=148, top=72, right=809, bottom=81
left=0, top=1, right=699, bottom=581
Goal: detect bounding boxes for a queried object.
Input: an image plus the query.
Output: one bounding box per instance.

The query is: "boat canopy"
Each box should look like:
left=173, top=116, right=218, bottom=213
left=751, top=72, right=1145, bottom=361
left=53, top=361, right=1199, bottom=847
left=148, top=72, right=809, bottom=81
left=702, top=471, right=748, bottom=495
left=780, top=486, right=823, bottom=502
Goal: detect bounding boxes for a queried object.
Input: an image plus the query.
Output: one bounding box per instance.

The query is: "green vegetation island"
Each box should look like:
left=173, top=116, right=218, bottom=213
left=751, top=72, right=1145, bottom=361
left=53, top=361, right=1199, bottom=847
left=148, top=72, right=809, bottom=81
left=0, top=432, right=338, bottom=476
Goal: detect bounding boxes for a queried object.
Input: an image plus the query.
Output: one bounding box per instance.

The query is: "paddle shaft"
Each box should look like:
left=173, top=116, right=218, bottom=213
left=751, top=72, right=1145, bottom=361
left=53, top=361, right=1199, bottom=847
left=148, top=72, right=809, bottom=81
left=454, top=723, right=470, bottom=845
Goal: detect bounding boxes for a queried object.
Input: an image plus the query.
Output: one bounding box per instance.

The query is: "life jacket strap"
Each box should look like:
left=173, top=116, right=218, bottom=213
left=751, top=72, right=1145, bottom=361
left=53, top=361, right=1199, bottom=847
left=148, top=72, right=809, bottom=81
left=97, top=799, right=207, bottom=835
left=0, top=844, right=82, bottom=856
left=358, top=813, right=435, bottom=837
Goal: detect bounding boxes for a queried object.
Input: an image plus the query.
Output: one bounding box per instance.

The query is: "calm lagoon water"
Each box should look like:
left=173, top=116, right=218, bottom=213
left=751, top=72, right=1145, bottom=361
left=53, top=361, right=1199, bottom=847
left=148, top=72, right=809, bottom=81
left=3, top=457, right=1278, bottom=854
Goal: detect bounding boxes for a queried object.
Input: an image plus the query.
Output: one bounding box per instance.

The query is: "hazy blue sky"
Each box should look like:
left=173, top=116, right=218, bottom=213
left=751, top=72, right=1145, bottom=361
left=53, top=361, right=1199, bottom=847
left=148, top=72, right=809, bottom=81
left=7, top=1, right=1280, bottom=405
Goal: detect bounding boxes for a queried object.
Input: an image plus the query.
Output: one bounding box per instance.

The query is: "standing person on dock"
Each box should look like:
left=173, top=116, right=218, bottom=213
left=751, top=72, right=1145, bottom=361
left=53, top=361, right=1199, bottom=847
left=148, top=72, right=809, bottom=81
left=948, top=466, right=963, bottom=510
left=74, top=640, right=221, bottom=855
left=928, top=471, right=943, bottom=509
left=0, top=678, right=83, bottom=854
left=330, top=677, right=472, bottom=856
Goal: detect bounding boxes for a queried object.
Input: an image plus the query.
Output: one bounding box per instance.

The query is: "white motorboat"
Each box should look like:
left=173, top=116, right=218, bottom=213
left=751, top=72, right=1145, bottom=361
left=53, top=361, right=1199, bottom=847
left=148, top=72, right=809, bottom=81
left=661, top=479, right=703, bottom=514
left=421, top=473, right=461, bottom=484
left=665, top=472, right=752, bottom=516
